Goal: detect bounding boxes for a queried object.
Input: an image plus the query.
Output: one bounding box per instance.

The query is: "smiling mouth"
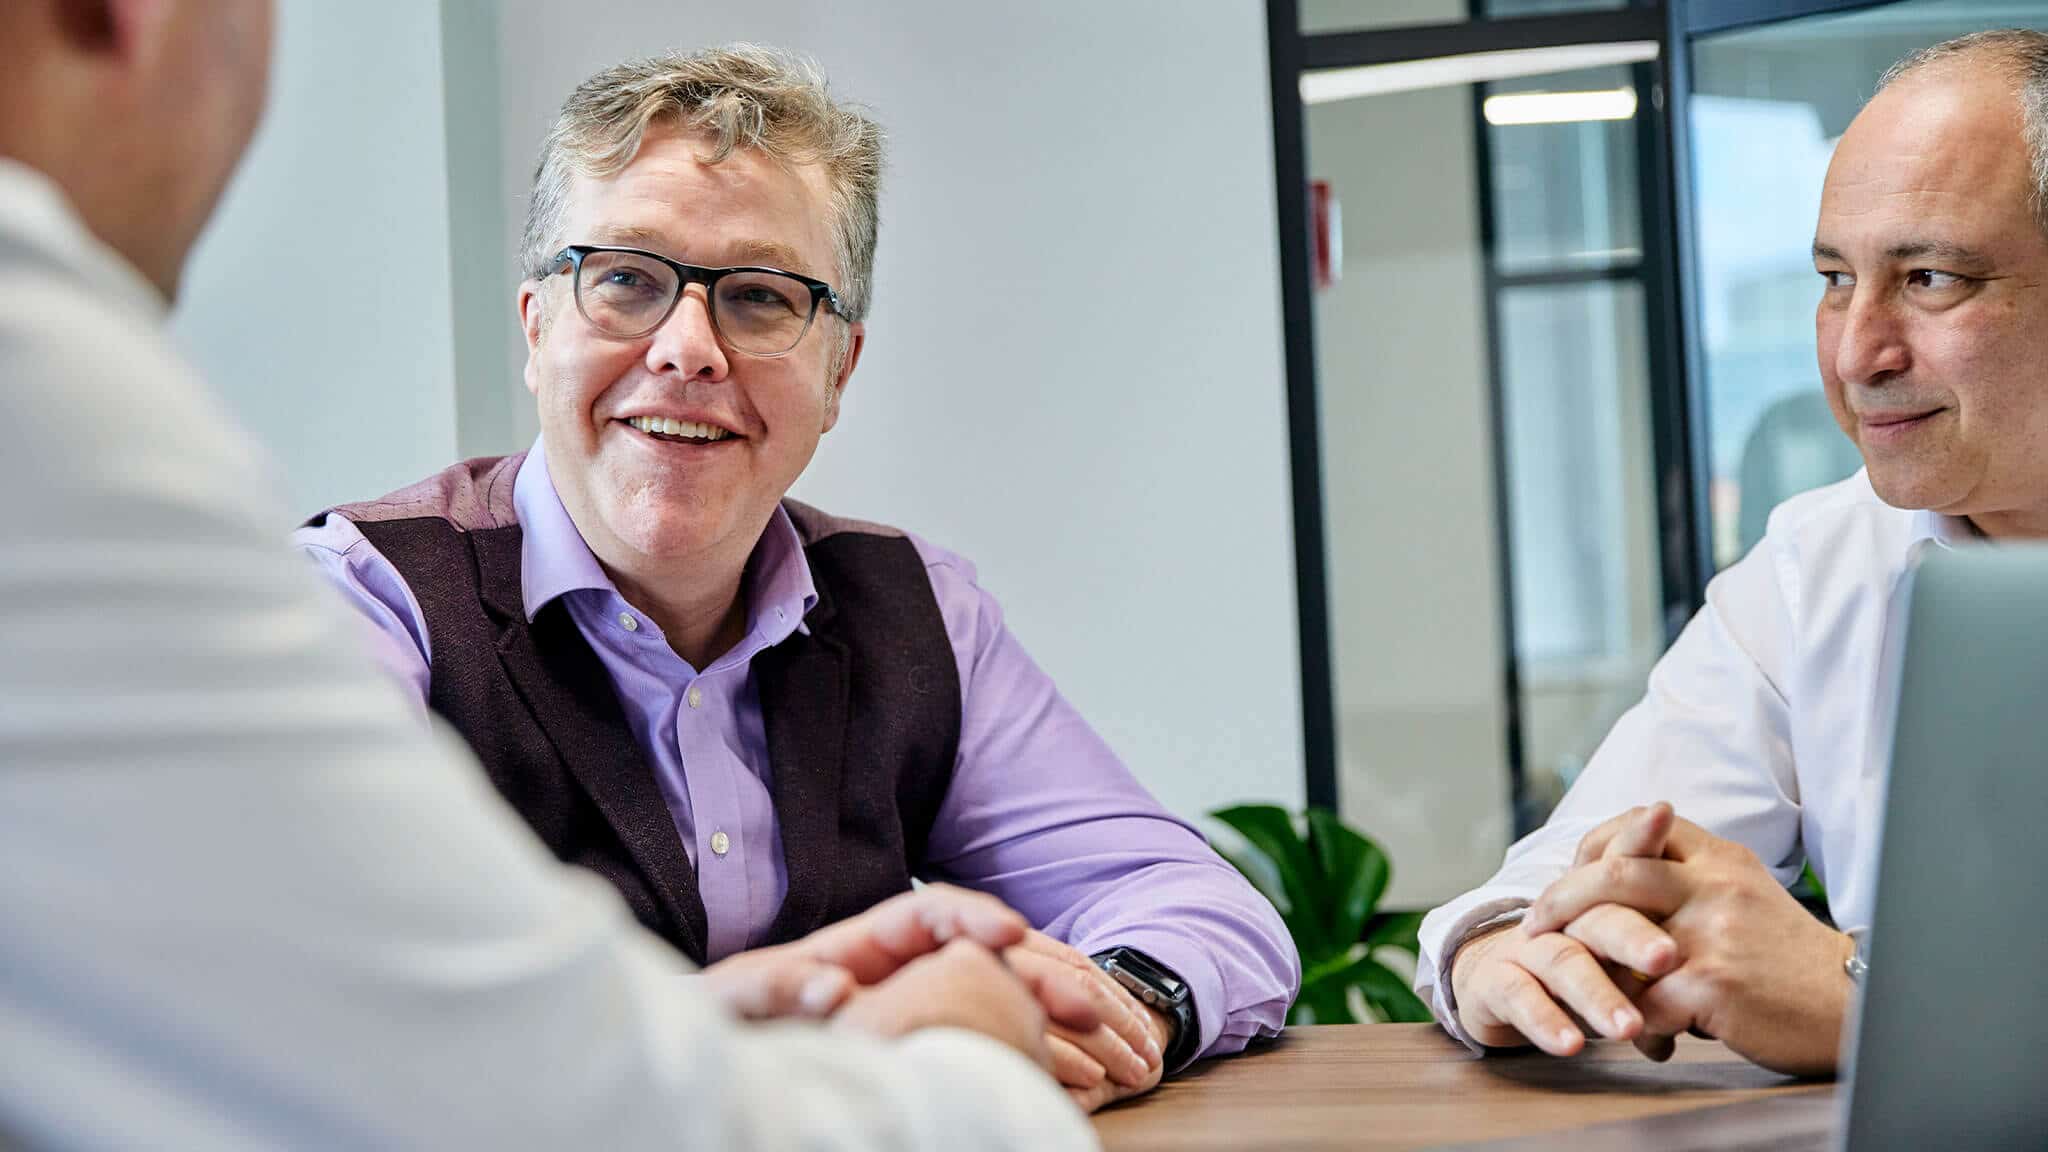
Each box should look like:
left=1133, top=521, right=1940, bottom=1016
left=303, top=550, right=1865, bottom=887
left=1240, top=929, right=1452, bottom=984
left=1863, top=409, right=1943, bottom=429
left=623, top=415, right=739, bottom=445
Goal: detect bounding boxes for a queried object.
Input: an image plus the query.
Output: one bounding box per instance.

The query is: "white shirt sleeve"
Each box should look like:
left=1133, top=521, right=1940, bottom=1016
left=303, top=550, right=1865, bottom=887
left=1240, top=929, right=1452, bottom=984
left=1414, top=531, right=1804, bottom=1051
left=0, top=202, right=1094, bottom=1152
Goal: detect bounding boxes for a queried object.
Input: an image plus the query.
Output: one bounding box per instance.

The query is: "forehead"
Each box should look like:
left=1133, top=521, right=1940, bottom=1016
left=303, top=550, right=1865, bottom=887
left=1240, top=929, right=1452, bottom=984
left=560, top=125, right=838, bottom=277
left=1818, top=67, right=2036, bottom=253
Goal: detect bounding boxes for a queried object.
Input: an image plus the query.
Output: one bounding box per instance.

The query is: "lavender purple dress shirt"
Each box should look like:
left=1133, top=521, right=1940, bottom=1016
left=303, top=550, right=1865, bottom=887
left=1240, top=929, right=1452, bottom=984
left=295, top=441, right=1297, bottom=1062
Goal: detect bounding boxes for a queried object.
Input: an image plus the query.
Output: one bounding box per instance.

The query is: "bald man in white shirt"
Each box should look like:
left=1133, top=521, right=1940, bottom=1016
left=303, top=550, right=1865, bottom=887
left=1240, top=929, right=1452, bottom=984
left=0, top=3, right=1102, bottom=1148
left=1420, top=28, right=2048, bottom=1078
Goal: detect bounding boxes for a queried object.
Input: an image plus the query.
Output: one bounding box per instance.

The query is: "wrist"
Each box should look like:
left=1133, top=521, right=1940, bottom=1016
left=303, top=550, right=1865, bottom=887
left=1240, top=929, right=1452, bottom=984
left=1137, top=1000, right=1175, bottom=1057
left=1091, top=946, right=1198, bottom=1070
left=1774, top=929, right=1858, bottom=1077
left=1450, top=921, right=1519, bottom=999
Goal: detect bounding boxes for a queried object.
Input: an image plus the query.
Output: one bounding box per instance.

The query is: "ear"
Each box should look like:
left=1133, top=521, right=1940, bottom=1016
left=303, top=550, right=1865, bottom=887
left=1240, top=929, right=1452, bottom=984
left=822, top=321, right=864, bottom=435
left=518, top=279, right=545, bottom=397
left=54, top=0, right=166, bottom=61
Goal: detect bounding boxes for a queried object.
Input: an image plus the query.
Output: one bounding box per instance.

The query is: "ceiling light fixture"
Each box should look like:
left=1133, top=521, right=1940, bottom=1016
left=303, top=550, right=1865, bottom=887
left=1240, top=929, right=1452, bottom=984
left=1300, top=41, right=1658, bottom=105
left=1482, top=86, right=1639, bottom=125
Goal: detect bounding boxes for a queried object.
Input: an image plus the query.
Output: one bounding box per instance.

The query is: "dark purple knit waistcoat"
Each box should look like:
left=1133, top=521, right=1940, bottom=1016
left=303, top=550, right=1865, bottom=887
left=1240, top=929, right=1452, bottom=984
left=314, top=453, right=962, bottom=965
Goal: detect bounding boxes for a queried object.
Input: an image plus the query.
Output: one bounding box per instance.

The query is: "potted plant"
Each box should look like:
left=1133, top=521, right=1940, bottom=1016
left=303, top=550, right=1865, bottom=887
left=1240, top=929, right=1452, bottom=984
left=1209, top=805, right=1433, bottom=1025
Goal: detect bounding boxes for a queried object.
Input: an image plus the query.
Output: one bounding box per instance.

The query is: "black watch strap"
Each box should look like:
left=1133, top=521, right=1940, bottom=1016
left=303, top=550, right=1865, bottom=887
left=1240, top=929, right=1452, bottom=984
left=1091, top=946, right=1201, bottom=1072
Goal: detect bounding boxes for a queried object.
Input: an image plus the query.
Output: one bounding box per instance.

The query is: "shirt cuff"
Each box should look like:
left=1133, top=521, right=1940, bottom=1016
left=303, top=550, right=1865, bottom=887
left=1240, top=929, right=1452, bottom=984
left=1422, top=900, right=1531, bottom=1055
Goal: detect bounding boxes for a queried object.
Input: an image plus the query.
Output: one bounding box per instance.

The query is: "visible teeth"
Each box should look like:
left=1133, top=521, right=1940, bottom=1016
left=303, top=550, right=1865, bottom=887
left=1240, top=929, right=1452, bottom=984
left=628, top=416, right=732, bottom=441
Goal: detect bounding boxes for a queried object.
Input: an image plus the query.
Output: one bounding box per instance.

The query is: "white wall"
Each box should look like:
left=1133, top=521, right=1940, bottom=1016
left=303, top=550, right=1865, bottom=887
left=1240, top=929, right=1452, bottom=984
left=175, top=0, right=460, bottom=519
left=176, top=0, right=1306, bottom=822
left=488, top=0, right=1305, bottom=820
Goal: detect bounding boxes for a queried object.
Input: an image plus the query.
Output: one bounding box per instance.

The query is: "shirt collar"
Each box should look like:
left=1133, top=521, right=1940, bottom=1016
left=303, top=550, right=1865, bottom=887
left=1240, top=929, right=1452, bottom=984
left=1908, top=506, right=1980, bottom=553
left=511, top=437, right=818, bottom=643
left=1890, top=505, right=1981, bottom=599
left=513, top=443, right=614, bottom=621
left=0, top=158, right=167, bottom=324
left=743, top=495, right=820, bottom=643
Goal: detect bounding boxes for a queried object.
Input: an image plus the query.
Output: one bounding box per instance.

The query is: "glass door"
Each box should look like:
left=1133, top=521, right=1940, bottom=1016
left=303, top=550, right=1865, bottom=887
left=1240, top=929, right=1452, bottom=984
left=1298, top=24, right=1674, bottom=904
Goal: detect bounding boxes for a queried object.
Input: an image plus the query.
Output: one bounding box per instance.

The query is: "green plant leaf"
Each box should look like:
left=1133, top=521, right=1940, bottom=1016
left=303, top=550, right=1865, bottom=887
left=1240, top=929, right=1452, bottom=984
left=1354, top=957, right=1434, bottom=1023
left=1290, top=951, right=1432, bottom=1026
left=1362, top=910, right=1424, bottom=954
left=1289, top=965, right=1361, bottom=1026
left=1298, top=947, right=1365, bottom=990
left=1211, top=804, right=1330, bottom=959
left=1789, top=861, right=1833, bottom=921
left=1286, top=955, right=1368, bottom=1024
left=1210, top=837, right=1327, bottom=966
left=1306, top=808, right=1388, bottom=949
left=1209, top=840, right=1287, bottom=917
left=1797, top=861, right=1826, bottom=898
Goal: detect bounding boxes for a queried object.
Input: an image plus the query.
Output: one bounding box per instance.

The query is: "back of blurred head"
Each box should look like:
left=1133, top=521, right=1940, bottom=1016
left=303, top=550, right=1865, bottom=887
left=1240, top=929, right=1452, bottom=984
left=0, top=0, right=273, bottom=301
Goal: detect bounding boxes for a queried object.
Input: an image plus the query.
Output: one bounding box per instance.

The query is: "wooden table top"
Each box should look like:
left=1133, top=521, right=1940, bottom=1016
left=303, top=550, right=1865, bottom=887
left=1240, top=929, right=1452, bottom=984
left=1092, top=1024, right=1833, bottom=1151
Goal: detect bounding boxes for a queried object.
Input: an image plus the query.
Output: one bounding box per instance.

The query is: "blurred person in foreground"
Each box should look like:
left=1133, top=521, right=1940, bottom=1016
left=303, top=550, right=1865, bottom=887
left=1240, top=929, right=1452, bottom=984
left=0, top=2, right=1109, bottom=1147
left=295, top=44, right=1296, bottom=1112
left=1420, top=29, right=2048, bottom=1078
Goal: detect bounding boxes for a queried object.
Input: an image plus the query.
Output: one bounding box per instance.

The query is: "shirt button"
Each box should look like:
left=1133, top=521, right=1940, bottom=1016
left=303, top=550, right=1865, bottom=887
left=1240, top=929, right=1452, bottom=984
left=710, top=830, right=730, bottom=857
left=618, top=612, right=639, bottom=632
left=687, top=686, right=704, bottom=709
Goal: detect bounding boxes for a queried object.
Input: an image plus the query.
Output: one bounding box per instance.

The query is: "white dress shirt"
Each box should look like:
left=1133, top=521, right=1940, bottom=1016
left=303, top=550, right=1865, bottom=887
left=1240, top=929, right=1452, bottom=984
left=1417, top=465, right=1971, bottom=1050
left=0, top=157, right=1094, bottom=1150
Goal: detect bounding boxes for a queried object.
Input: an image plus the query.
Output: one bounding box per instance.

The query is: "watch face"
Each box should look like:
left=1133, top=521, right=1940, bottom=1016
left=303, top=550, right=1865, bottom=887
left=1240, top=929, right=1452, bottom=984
left=1116, top=972, right=1162, bottom=1006
left=1105, top=950, right=1185, bottom=1003
left=1096, top=948, right=1199, bottom=1068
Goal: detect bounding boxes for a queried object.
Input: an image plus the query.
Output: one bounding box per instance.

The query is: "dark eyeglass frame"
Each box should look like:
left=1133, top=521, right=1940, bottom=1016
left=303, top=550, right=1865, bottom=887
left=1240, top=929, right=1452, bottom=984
left=541, top=244, right=850, bottom=357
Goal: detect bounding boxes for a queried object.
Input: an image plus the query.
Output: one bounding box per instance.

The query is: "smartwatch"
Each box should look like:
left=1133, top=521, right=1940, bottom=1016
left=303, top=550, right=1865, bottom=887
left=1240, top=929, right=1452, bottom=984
left=1091, top=946, right=1200, bottom=1072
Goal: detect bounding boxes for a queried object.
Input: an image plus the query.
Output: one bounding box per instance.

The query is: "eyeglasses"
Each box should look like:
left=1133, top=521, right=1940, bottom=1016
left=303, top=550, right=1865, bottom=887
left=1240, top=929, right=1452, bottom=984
left=541, top=244, right=849, bottom=357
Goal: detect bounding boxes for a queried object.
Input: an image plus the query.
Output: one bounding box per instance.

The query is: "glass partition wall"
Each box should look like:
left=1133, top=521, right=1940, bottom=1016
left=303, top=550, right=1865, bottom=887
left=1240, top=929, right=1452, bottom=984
left=1280, top=1, right=1677, bottom=905
left=1268, top=0, right=2044, bottom=907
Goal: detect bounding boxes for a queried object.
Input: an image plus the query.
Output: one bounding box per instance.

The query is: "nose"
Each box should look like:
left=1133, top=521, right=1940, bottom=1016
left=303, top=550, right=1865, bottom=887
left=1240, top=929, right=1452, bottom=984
left=645, top=284, right=729, bottom=380
left=1827, top=284, right=1910, bottom=388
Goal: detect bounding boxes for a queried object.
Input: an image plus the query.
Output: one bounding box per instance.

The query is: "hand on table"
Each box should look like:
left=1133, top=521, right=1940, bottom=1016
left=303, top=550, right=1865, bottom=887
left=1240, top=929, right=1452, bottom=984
left=701, top=885, right=1143, bottom=1087
left=1004, top=930, right=1170, bottom=1112
left=1522, top=803, right=1853, bottom=1076
left=700, top=883, right=1032, bottom=1020
left=832, top=936, right=1073, bottom=1071
left=1451, top=804, right=1682, bottom=1056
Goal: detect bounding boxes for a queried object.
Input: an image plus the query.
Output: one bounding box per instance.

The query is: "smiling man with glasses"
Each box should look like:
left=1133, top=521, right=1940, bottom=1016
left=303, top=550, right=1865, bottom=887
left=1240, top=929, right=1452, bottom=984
left=296, top=45, right=1296, bottom=1113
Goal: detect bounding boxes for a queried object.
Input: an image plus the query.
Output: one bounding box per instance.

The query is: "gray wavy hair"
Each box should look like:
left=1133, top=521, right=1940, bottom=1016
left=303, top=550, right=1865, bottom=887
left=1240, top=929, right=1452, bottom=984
left=520, top=44, right=885, bottom=322
left=1878, top=28, right=2048, bottom=230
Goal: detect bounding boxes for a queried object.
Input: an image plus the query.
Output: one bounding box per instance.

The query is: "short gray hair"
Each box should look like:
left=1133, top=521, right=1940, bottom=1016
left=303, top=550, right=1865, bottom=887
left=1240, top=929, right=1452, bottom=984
left=1877, top=28, right=2048, bottom=230
left=521, top=44, right=884, bottom=322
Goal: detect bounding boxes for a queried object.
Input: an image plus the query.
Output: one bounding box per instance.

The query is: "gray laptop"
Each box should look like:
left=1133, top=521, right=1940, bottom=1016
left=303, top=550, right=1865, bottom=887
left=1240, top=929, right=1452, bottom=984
left=1838, top=543, right=2048, bottom=1150
left=1450, top=544, right=2048, bottom=1151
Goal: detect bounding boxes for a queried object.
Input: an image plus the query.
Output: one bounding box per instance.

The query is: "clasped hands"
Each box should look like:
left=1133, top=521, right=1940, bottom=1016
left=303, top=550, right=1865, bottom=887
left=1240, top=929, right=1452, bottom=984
left=1451, top=803, right=1853, bottom=1076
left=700, top=884, right=1170, bottom=1111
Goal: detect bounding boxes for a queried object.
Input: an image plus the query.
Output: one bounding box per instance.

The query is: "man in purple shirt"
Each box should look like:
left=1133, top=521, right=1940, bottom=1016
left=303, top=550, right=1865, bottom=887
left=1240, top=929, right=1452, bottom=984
left=298, top=45, right=1296, bottom=1112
